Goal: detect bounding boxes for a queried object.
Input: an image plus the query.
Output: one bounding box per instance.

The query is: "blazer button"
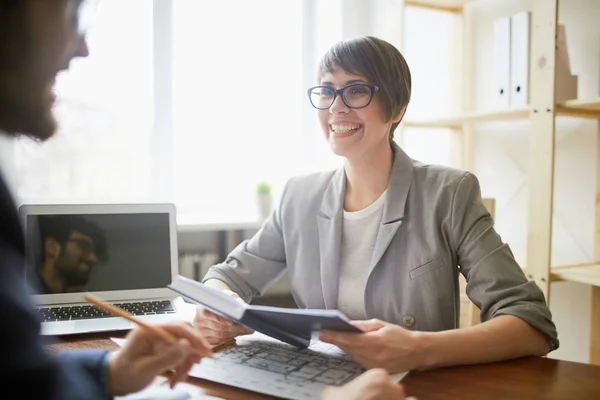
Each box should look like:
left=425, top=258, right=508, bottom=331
left=402, top=315, right=415, bottom=327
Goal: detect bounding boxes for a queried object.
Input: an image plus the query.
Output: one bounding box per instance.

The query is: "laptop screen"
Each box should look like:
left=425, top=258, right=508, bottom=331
left=24, top=210, right=173, bottom=296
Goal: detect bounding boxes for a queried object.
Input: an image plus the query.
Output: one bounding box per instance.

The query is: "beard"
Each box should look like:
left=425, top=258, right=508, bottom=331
left=0, top=76, right=58, bottom=140
left=60, top=267, right=92, bottom=288
left=0, top=17, right=59, bottom=141
left=55, top=259, right=94, bottom=288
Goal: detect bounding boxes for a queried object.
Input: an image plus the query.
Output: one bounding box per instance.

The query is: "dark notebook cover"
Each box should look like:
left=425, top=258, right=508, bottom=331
left=168, top=275, right=362, bottom=348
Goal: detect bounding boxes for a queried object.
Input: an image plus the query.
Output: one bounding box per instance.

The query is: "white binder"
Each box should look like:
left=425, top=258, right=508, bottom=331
left=493, top=16, right=511, bottom=109
left=493, top=12, right=577, bottom=109
left=509, top=11, right=531, bottom=108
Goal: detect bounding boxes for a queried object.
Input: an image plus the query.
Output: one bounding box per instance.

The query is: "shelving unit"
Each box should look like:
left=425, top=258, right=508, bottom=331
left=401, top=0, right=600, bottom=364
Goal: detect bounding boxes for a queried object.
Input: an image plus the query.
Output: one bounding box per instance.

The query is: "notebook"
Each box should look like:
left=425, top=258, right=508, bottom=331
left=168, top=275, right=362, bottom=348
left=19, top=203, right=186, bottom=336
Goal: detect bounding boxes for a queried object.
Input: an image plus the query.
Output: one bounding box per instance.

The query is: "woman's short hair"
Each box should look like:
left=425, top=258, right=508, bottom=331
left=317, top=36, right=412, bottom=141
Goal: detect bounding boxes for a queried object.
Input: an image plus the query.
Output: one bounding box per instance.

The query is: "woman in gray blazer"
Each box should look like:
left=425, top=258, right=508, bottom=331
left=194, top=36, right=559, bottom=374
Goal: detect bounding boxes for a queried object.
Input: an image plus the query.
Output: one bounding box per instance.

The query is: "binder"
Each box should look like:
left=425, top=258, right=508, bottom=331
left=493, top=16, right=511, bottom=109
left=509, top=11, right=531, bottom=108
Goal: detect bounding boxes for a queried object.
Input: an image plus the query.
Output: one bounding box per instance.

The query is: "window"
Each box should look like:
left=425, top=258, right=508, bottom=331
left=171, top=0, right=304, bottom=222
left=10, top=1, right=451, bottom=224
left=400, top=6, right=455, bottom=167
left=14, top=0, right=154, bottom=204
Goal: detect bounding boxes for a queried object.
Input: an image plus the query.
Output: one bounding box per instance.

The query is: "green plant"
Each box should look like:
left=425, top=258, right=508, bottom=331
left=256, top=181, right=272, bottom=195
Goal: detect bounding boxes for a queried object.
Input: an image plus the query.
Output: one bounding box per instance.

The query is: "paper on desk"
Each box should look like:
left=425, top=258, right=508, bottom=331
left=111, top=337, right=127, bottom=347
left=114, top=376, right=223, bottom=400
left=113, top=334, right=408, bottom=400
left=111, top=336, right=409, bottom=384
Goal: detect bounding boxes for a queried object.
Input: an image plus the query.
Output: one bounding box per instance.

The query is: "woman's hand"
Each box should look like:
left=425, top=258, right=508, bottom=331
left=107, top=321, right=212, bottom=396
left=192, top=289, right=254, bottom=345
left=319, top=319, right=424, bottom=373
left=321, top=368, right=411, bottom=400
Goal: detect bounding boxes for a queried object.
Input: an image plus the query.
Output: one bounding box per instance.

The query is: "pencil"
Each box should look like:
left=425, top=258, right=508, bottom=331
left=210, top=338, right=236, bottom=352
left=84, top=294, right=215, bottom=359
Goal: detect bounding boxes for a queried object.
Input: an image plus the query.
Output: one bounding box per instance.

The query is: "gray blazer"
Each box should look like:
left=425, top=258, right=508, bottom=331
left=204, top=143, right=559, bottom=350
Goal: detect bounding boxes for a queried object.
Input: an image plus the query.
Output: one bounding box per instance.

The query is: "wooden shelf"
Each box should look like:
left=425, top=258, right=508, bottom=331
left=404, top=0, right=473, bottom=13
left=404, top=98, right=600, bottom=129
left=551, top=263, right=600, bottom=287
left=404, top=107, right=529, bottom=129
left=560, top=97, right=600, bottom=110
left=557, top=97, right=600, bottom=118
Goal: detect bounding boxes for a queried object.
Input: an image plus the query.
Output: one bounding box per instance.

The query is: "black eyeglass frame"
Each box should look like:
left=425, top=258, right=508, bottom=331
left=307, top=84, right=380, bottom=110
left=67, top=238, right=96, bottom=255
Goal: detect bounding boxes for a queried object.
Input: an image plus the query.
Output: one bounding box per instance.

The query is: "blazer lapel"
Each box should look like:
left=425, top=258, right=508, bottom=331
left=369, top=143, right=413, bottom=271
left=317, top=167, right=345, bottom=309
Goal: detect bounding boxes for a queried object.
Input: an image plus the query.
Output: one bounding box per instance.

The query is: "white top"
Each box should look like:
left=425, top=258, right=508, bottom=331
left=337, top=190, right=387, bottom=320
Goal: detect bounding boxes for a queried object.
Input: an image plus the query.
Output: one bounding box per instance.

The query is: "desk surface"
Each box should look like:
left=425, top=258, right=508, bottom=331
left=47, top=332, right=600, bottom=400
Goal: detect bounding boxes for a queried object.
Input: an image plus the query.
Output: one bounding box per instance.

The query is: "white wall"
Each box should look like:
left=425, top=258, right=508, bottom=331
left=465, top=0, right=600, bottom=363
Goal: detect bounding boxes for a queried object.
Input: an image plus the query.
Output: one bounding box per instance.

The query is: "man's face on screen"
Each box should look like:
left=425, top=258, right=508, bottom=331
left=54, top=231, right=99, bottom=289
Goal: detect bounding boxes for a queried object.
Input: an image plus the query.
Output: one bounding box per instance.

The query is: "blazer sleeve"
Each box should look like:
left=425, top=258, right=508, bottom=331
left=451, top=172, right=559, bottom=351
left=202, top=180, right=290, bottom=303
left=0, top=240, right=110, bottom=400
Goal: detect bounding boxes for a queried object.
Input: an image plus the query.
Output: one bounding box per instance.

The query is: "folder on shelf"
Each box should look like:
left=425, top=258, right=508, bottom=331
left=493, top=16, right=511, bottom=109
left=509, top=11, right=530, bottom=108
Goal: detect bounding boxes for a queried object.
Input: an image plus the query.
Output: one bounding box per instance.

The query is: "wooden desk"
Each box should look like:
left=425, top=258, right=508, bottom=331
left=48, top=333, right=600, bottom=400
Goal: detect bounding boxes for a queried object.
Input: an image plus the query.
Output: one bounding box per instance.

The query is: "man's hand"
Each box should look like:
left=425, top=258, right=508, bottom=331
left=107, top=321, right=212, bottom=396
left=192, top=289, right=254, bottom=345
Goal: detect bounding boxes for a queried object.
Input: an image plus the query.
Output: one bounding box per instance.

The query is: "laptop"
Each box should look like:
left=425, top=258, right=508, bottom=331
left=19, top=203, right=186, bottom=336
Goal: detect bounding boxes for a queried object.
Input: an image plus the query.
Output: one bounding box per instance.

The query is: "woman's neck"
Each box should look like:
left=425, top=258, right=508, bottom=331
left=343, top=144, right=394, bottom=212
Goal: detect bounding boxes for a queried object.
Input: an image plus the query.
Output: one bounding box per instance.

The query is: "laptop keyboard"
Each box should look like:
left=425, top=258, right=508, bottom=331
left=36, top=300, right=176, bottom=322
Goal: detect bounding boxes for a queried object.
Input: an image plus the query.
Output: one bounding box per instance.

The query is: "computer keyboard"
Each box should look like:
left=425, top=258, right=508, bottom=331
left=36, top=300, right=176, bottom=322
left=189, top=332, right=366, bottom=400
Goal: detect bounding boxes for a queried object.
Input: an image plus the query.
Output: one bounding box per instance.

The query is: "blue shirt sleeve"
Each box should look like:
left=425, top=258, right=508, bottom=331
left=0, top=240, right=111, bottom=400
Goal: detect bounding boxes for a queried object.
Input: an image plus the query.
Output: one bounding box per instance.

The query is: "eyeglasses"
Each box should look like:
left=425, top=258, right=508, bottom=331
left=68, top=238, right=96, bottom=255
left=307, top=84, right=379, bottom=110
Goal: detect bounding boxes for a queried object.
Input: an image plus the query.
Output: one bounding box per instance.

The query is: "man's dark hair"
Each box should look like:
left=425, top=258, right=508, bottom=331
left=38, top=215, right=109, bottom=262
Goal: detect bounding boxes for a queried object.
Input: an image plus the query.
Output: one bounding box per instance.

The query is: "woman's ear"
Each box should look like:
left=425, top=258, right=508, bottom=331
left=391, top=106, right=407, bottom=123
